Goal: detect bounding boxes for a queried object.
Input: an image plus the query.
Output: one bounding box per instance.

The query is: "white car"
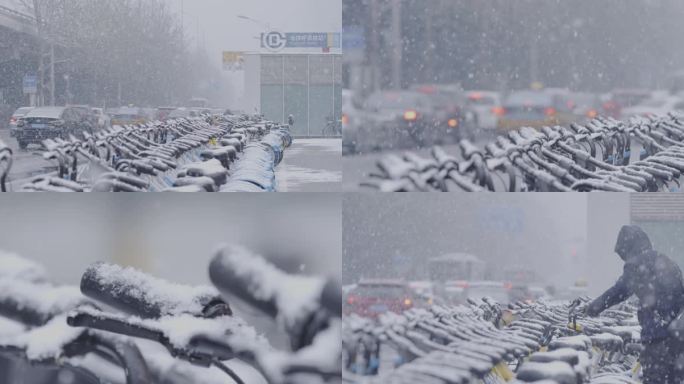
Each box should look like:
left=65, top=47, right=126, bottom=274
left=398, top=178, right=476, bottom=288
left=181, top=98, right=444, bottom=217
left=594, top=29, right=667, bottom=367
left=466, top=91, right=502, bottom=130
left=91, top=108, right=111, bottom=129
left=621, top=96, right=684, bottom=118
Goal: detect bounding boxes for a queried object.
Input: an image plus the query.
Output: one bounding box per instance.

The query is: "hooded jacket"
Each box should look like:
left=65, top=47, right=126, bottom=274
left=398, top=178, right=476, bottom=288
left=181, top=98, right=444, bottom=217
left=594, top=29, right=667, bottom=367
left=587, top=225, right=684, bottom=343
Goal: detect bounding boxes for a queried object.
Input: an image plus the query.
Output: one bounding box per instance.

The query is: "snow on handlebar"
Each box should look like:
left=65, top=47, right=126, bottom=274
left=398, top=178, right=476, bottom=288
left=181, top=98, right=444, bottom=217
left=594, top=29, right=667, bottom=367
left=81, top=262, right=231, bottom=319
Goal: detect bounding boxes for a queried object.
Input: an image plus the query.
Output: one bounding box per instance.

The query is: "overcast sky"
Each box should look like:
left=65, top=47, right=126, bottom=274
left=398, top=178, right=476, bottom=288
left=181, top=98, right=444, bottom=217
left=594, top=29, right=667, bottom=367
left=166, top=0, right=342, bottom=58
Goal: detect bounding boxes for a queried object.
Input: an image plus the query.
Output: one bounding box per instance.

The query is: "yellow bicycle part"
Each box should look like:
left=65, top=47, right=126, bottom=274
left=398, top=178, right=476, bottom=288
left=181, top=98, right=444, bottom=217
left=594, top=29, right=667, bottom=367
left=567, top=322, right=583, bottom=332
left=492, top=362, right=514, bottom=381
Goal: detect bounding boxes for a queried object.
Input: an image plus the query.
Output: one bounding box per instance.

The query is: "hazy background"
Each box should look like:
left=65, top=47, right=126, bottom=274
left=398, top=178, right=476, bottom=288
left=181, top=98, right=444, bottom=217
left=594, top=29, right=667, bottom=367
left=0, top=194, right=341, bottom=283
left=343, top=0, right=684, bottom=92
left=165, top=0, right=342, bottom=108
left=343, top=194, right=684, bottom=296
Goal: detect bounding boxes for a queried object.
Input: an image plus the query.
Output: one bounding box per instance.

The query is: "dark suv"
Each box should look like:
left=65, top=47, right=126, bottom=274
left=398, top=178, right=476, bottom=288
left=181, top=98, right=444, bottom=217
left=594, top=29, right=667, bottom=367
left=15, top=106, right=95, bottom=149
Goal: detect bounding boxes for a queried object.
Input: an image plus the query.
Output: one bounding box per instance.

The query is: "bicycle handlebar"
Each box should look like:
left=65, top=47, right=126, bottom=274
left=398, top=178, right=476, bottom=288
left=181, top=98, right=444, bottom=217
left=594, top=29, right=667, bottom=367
left=209, top=246, right=337, bottom=350
left=81, top=262, right=231, bottom=319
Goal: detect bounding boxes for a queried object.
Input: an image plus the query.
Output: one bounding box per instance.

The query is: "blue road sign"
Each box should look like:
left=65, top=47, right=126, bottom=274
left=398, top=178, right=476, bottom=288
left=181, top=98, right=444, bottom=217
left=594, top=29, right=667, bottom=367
left=23, top=74, right=37, bottom=94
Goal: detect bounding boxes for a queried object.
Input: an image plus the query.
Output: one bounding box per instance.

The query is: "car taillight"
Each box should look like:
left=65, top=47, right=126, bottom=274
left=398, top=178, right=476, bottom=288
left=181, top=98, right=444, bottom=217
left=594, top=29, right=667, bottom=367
left=341, top=114, right=349, bottom=126
left=544, top=107, right=556, bottom=116
left=403, top=110, right=418, bottom=121
left=447, top=118, right=458, bottom=128
left=586, top=109, right=598, bottom=119
left=9, top=117, right=16, bottom=124
left=492, top=106, right=505, bottom=116
left=403, top=298, right=412, bottom=307
left=347, top=296, right=355, bottom=305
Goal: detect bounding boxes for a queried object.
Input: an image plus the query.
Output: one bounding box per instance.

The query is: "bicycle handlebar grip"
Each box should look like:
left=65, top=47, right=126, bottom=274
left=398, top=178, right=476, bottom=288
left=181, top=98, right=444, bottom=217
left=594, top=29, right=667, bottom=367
left=209, top=247, right=278, bottom=318
left=81, top=262, right=230, bottom=319
left=209, top=246, right=327, bottom=324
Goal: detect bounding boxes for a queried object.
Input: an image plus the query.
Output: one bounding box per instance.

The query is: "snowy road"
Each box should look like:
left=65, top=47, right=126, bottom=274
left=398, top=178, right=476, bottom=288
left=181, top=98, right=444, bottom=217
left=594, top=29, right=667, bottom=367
left=0, top=128, right=58, bottom=191
left=276, top=138, right=342, bottom=192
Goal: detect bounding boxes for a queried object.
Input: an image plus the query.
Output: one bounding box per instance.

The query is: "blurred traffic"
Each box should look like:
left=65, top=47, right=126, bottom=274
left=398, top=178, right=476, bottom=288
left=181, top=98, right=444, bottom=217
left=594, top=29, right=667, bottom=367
left=343, top=85, right=684, bottom=155
left=343, top=252, right=588, bottom=319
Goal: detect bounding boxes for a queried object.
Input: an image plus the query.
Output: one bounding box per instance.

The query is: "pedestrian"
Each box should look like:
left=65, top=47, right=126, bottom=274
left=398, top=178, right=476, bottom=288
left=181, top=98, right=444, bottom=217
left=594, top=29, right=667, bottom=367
left=586, top=225, right=684, bottom=383
left=288, top=114, right=295, bottom=129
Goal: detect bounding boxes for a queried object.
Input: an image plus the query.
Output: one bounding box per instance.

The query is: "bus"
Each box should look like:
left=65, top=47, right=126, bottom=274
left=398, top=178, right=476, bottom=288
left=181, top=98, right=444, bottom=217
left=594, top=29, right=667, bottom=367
left=428, top=253, right=486, bottom=283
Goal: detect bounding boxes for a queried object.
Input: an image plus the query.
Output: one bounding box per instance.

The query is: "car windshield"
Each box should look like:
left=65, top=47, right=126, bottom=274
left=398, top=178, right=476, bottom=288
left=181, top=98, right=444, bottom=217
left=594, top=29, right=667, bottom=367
left=365, top=92, right=429, bottom=110
left=25, top=108, right=64, bottom=119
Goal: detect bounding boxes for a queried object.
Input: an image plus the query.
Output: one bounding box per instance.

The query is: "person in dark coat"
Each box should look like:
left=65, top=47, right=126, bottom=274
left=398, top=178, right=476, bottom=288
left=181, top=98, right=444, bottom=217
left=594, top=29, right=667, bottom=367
left=586, top=225, right=684, bottom=383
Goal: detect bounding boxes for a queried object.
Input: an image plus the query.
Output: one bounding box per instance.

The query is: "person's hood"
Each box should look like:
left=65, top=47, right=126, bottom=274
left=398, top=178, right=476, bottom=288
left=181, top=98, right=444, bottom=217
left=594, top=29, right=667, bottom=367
left=614, top=225, right=652, bottom=261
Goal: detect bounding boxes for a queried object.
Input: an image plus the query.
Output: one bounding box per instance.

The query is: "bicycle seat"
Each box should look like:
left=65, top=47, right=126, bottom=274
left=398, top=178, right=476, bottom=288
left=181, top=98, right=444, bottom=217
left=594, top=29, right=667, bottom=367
left=589, top=333, right=623, bottom=351
left=179, top=159, right=228, bottom=186
left=529, top=348, right=579, bottom=366
left=516, top=361, right=576, bottom=384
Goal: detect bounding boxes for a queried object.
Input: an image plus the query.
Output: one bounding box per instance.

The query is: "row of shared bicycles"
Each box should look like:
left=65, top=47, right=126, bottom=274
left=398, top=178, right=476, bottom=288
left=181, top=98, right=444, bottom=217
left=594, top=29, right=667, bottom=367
left=0, top=113, right=292, bottom=192
left=0, top=246, right=341, bottom=383
left=343, top=296, right=644, bottom=383
left=362, top=113, right=684, bottom=192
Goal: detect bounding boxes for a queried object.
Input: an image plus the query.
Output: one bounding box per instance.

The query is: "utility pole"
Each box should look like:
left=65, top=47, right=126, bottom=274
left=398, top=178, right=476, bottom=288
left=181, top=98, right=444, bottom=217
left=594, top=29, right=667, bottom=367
left=369, top=0, right=380, bottom=92
left=390, top=0, right=402, bottom=89
left=32, top=0, right=44, bottom=106
left=49, top=43, right=55, bottom=105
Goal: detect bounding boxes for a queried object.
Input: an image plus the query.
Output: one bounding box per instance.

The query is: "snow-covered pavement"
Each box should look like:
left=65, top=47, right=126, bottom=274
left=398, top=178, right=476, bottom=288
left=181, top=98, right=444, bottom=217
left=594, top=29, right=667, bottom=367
left=276, top=138, right=342, bottom=192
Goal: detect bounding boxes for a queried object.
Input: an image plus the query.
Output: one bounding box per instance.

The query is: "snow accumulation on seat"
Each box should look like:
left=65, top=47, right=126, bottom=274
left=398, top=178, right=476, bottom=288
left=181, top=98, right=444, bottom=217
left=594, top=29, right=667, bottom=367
left=0, top=279, right=84, bottom=318
left=89, top=262, right=220, bottom=316
left=215, top=245, right=325, bottom=327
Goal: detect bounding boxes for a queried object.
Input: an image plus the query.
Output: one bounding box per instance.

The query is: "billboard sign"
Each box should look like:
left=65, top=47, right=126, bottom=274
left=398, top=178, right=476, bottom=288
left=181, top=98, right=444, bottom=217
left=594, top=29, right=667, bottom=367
left=222, top=51, right=244, bottom=71
left=261, top=32, right=341, bottom=52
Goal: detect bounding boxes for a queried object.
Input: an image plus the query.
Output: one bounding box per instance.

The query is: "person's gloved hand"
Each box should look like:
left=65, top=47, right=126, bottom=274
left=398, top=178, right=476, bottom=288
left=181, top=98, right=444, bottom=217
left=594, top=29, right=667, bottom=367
left=583, top=300, right=601, bottom=317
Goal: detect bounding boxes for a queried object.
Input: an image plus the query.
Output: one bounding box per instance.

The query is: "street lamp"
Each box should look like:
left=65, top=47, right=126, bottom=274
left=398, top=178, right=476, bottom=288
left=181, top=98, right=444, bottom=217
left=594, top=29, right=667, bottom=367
left=235, top=15, right=273, bottom=31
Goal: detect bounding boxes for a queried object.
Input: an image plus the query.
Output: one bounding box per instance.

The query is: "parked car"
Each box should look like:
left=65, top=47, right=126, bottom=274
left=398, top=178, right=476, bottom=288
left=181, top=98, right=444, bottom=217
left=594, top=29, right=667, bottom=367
left=345, top=279, right=414, bottom=318
left=8, top=107, right=34, bottom=137
left=411, top=84, right=478, bottom=141
left=68, top=105, right=98, bottom=128
left=566, top=92, right=602, bottom=121
left=466, top=91, right=503, bottom=130
left=602, top=89, right=653, bottom=119
left=15, top=106, right=94, bottom=149
left=91, top=108, right=111, bottom=129
left=408, top=280, right=435, bottom=308
left=110, top=107, right=148, bottom=126
left=497, top=90, right=561, bottom=131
